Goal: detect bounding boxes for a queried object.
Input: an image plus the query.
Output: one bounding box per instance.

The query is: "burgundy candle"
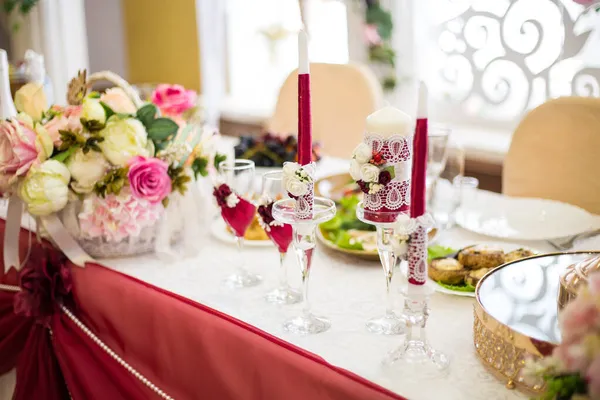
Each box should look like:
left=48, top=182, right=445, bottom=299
left=408, top=82, right=429, bottom=286
left=297, top=30, right=312, bottom=166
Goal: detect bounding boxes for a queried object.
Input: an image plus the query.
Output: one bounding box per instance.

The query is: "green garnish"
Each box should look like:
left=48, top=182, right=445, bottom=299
left=427, top=245, right=456, bottom=262
left=334, top=231, right=364, bottom=251
left=436, top=282, right=476, bottom=293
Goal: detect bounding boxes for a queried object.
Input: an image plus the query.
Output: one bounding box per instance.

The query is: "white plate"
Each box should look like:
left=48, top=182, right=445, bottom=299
left=210, top=218, right=273, bottom=247
left=455, top=191, right=600, bottom=241
left=422, top=241, right=543, bottom=298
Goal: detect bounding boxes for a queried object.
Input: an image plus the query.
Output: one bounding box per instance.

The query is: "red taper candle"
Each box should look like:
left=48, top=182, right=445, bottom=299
left=407, top=82, right=429, bottom=286
left=297, top=30, right=312, bottom=166
left=410, top=82, right=428, bottom=218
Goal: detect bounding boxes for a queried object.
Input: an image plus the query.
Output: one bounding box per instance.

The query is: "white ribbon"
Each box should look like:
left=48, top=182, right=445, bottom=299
left=40, top=215, right=93, bottom=268
left=4, top=196, right=23, bottom=273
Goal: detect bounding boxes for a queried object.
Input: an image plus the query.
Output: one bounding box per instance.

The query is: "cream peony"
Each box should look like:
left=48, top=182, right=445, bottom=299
left=285, top=178, right=308, bottom=197
left=100, top=88, right=136, bottom=114
left=19, top=160, right=70, bottom=216
left=81, top=97, right=106, bottom=125
left=349, top=159, right=362, bottom=181
left=14, top=82, right=48, bottom=121
left=353, top=143, right=373, bottom=164
left=360, top=163, right=380, bottom=183
left=66, top=149, right=110, bottom=193
left=98, top=117, right=149, bottom=166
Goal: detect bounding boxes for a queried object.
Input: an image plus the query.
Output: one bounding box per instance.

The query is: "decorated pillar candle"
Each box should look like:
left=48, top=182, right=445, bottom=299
left=351, top=106, right=413, bottom=223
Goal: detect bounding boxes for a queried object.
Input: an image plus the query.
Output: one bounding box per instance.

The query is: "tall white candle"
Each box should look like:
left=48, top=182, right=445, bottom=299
left=417, top=81, right=428, bottom=119
left=298, top=30, right=309, bottom=74
left=365, top=105, right=412, bottom=137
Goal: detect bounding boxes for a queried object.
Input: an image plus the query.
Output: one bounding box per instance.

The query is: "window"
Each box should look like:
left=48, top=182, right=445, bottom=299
left=225, top=0, right=348, bottom=114
left=415, top=0, right=600, bottom=129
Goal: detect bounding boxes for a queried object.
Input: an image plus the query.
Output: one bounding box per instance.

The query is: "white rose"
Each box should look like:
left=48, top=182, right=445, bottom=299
left=360, top=163, right=380, bottom=183
left=353, top=143, right=372, bottom=164
left=81, top=97, right=106, bottom=125
left=282, top=162, right=300, bottom=176
left=395, top=214, right=417, bottom=235
left=66, top=149, right=110, bottom=193
left=286, top=178, right=308, bottom=197
left=349, top=159, right=362, bottom=181
left=98, top=117, right=149, bottom=166
left=19, top=160, right=70, bottom=216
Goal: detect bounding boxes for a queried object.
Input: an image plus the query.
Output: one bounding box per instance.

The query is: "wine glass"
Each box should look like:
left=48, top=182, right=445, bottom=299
left=426, top=125, right=450, bottom=196
left=430, top=144, right=465, bottom=230
left=260, top=171, right=301, bottom=304
left=218, top=159, right=262, bottom=288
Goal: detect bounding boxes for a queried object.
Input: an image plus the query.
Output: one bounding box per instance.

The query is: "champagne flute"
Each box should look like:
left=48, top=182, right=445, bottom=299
left=259, top=171, right=302, bottom=304
left=218, top=159, right=262, bottom=288
left=426, top=125, right=450, bottom=201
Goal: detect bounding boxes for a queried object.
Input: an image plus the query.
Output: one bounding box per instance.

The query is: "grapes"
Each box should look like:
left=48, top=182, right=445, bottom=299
left=233, top=132, right=320, bottom=167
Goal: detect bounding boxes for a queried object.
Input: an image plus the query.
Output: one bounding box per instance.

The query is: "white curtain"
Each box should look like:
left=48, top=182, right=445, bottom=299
left=10, top=0, right=89, bottom=105
left=195, top=0, right=227, bottom=129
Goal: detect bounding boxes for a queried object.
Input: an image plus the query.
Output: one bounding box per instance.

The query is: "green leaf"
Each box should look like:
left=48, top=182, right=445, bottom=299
left=436, top=282, right=476, bottom=293
left=427, top=245, right=457, bottom=262
left=213, top=153, right=227, bottom=170
left=339, top=194, right=360, bottom=211
left=320, top=215, right=342, bottom=232
left=147, top=117, right=179, bottom=141
left=99, top=101, right=115, bottom=120
left=335, top=231, right=364, bottom=251
left=51, top=146, right=77, bottom=163
left=136, top=103, right=157, bottom=128
left=366, top=5, right=393, bottom=40
left=3, top=0, right=17, bottom=13
left=191, top=157, right=209, bottom=179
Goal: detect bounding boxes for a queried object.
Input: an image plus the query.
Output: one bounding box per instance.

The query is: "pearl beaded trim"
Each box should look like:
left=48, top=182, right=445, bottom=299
left=0, top=284, right=173, bottom=399
left=60, top=305, right=174, bottom=400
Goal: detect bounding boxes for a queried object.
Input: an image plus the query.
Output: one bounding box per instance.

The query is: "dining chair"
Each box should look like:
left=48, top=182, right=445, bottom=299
left=503, top=97, right=600, bottom=215
left=266, top=63, right=384, bottom=158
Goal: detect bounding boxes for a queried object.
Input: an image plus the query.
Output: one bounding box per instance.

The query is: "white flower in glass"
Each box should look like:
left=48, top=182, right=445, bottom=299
left=349, top=159, right=362, bottom=181
left=353, top=143, right=372, bottom=164
left=360, top=163, right=380, bottom=183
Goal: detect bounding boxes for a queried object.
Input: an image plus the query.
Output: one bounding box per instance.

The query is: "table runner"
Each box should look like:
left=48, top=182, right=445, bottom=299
left=0, top=219, right=405, bottom=400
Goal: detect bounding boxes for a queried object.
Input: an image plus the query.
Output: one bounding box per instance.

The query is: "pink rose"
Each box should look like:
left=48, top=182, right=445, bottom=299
left=100, top=88, right=136, bottom=114
left=127, top=156, right=171, bottom=205
left=572, top=0, right=596, bottom=5
left=560, top=297, right=600, bottom=343
left=364, top=24, right=382, bottom=46
left=43, top=105, right=83, bottom=144
left=151, top=84, right=197, bottom=117
left=0, top=119, right=50, bottom=190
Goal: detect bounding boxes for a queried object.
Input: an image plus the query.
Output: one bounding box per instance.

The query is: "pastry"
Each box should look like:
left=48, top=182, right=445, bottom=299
left=457, top=245, right=505, bottom=270
left=466, top=268, right=490, bottom=287
left=504, top=248, right=535, bottom=263
left=428, top=258, right=467, bottom=285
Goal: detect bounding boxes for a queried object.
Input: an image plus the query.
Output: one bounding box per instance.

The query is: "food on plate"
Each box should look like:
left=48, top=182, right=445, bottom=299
left=428, top=245, right=535, bottom=293
left=465, top=268, right=490, bottom=287
left=429, top=258, right=468, bottom=285
left=234, top=133, right=321, bottom=167
left=504, top=248, right=535, bottom=263
left=457, top=245, right=505, bottom=270
left=226, top=215, right=269, bottom=241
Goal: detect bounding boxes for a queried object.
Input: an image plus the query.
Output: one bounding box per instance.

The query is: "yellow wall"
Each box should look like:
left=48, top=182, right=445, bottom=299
left=122, top=0, right=201, bottom=92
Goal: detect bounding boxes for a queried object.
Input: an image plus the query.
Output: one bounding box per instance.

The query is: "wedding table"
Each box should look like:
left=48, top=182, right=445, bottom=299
left=1, top=157, right=596, bottom=400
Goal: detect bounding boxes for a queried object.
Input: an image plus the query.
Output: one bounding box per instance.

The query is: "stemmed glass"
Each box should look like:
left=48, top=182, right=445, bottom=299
left=259, top=171, right=302, bottom=304
left=426, top=125, right=450, bottom=203
left=272, top=197, right=336, bottom=334
left=356, top=204, right=405, bottom=335
left=218, top=159, right=262, bottom=288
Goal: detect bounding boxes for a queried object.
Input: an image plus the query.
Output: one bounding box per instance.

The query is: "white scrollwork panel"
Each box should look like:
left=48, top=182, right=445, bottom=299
left=425, top=0, right=600, bottom=127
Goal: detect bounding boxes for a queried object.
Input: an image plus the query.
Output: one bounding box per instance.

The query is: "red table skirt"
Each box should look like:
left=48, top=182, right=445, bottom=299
left=0, top=220, right=406, bottom=400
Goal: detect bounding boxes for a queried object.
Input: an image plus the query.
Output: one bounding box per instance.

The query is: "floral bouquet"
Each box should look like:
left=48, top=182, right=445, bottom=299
left=1, top=70, right=221, bottom=259
left=525, top=272, right=600, bottom=400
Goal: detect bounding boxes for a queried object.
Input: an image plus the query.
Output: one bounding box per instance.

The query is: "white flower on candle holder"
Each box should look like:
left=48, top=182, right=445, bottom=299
left=360, top=163, right=380, bottom=183
left=395, top=214, right=417, bottom=236
left=353, top=143, right=372, bottom=164
left=282, top=161, right=313, bottom=197
left=225, top=193, right=239, bottom=208
left=349, top=159, right=362, bottom=181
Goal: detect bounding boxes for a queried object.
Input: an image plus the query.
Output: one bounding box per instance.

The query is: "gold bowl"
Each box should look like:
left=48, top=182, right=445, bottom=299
left=474, top=251, right=600, bottom=395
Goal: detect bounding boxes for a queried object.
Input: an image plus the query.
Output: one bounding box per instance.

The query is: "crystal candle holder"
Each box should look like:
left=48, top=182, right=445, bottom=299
left=272, top=197, right=336, bottom=335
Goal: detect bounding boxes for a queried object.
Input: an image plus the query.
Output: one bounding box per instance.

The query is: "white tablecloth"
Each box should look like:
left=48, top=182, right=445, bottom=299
left=1, top=157, right=598, bottom=400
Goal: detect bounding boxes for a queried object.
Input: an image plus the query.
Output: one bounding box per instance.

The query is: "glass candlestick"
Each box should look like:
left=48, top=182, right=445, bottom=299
left=356, top=203, right=405, bottom=335
left=385, top=223, right=450, bottom=375
left=272, top=197, right=336, bottom=334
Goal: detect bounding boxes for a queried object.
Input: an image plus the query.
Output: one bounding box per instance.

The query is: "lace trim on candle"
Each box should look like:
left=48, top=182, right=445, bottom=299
left=364, top=180, right=410, bottom=211
left=364, top=133, right=412, bottom=164
left=408, top=225, right=428, bottom=284
left=295, top=184, right=314, bottom=219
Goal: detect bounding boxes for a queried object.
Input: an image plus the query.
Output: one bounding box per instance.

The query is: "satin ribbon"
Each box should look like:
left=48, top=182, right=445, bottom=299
left=40, top=215, right=93, bottom=268
left=4, top=196, right=23, bottom=273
